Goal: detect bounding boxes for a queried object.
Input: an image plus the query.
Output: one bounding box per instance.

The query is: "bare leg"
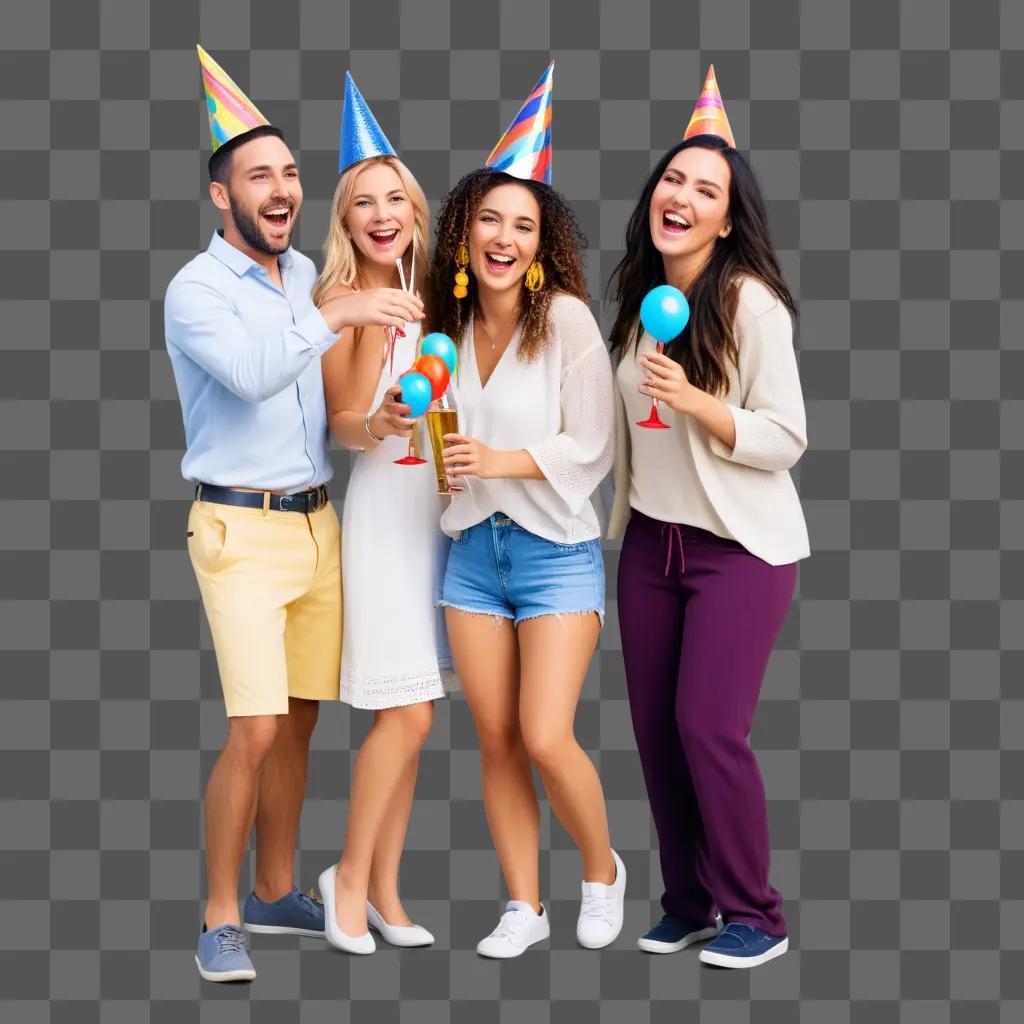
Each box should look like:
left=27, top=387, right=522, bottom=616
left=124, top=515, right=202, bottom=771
left=332, top=702, right=433, bottom=935
left=204, top=715, right=280, bottom=928
left=252, top=697, right=320, bottom=901
left=446, top=610, right=542, bottom=912
left=367, top=753, right=420, bottom=926
left=518, top=614, right=615, bottom=884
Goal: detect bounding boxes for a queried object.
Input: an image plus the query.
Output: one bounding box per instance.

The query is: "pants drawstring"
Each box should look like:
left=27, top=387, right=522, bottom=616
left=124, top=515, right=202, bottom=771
left=661, top=523, right=686, bottom=576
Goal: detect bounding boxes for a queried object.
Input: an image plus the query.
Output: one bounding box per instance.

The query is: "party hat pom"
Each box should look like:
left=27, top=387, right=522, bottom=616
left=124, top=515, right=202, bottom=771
left=485, top=61, right=554, bottom=184
left=339, top=72, right=398, bottom=173
left=683, top=65, right=735, bottom=148
left=196, top=45, right=270, bottom=154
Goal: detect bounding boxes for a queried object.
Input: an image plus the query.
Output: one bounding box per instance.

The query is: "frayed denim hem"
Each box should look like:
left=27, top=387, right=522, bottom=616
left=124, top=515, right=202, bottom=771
left=437, top=601, right=514, bottom=630
left=514, top=608, right=605, bottom=629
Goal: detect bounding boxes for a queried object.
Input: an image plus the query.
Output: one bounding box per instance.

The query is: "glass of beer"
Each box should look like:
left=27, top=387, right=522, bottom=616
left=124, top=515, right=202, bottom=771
left=426, top=407, right=459, bottom=495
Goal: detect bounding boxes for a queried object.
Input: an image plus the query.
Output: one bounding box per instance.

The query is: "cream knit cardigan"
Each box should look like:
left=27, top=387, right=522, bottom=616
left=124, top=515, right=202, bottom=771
left=607, top=277, right=810, bottom=566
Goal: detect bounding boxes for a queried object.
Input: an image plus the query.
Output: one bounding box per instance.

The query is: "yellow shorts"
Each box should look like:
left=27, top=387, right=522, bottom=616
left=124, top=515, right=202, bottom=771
left=187, top=499, right=342, bottom=717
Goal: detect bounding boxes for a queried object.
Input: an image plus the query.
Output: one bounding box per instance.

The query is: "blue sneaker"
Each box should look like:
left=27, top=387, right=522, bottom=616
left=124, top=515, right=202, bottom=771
left=195, top=924, right=256, bottom=982
left=698, top=922, right=788, bottom=968
left=243, top=888, right=325, bottom=938
left=638, top=913, right=722, bottom=953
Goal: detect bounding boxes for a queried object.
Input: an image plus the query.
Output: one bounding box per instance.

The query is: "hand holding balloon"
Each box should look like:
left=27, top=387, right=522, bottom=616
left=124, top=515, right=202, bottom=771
left=639, top=351, right=695, bottom=415
left=636, top=285, right=690, bottom=429
left=371, top=384, right=416, bottom=439
left=391, top=371, right=432, bottom=465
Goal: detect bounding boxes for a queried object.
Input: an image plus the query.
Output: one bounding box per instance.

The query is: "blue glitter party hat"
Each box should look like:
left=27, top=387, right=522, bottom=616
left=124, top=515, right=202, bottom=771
left=339, top=72, right=397, bottom=173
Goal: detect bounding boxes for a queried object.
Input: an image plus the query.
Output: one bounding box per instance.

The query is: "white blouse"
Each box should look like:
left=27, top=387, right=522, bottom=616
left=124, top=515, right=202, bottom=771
left=608, top=277, right=811, bottom=566
left=441, top=293, right=615, bottom=545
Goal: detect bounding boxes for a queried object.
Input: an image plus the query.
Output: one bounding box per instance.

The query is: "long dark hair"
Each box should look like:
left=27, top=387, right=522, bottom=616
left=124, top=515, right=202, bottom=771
left=607, top=136, right=796, bottom=396
left=427, top=168, right=589, bottom=363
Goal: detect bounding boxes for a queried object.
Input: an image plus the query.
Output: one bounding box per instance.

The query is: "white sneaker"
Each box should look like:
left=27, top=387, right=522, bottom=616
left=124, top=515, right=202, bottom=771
left=317, top=866, right=375, bottom=955
left=366, top=900, right=434, bottom=947
left=576, top=849, right=626, bottom=949
left=476, top=900, right=550, bottom=959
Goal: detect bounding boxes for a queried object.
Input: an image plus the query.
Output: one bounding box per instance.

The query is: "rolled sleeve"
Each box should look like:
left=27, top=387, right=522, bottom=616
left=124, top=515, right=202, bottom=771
left=709, top=403, right=807, bottom=471
left=708, top=300, right=807, bottom=472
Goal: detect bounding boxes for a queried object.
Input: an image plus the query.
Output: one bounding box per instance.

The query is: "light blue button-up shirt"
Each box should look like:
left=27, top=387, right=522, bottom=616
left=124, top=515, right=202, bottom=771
left=164, top=231, right=338, bottom=493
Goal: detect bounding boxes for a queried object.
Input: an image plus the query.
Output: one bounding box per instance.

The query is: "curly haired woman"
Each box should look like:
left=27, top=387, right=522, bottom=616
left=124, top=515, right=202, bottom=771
left=425, top=66, right=621, bottom=958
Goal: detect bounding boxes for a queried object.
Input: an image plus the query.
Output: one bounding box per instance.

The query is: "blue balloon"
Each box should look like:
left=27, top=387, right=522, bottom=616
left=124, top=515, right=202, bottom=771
left=420, top=332, right=458, bottom=375
left=399, top=371, right=433, bottom=419
left=640, top=285, right=690, bottom=344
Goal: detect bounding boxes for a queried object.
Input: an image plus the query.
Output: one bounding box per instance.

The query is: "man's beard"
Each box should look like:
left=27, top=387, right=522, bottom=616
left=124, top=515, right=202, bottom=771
left=229, top=195, right=294, bottom=257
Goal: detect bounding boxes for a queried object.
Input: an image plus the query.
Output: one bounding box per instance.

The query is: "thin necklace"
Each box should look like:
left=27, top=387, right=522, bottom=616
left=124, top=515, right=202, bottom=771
left=475, top=313, right=517, bottom=352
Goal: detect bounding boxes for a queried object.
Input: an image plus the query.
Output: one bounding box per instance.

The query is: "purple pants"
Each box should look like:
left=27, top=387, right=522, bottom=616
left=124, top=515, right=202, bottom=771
left=617, top=510, right=796, bottom=936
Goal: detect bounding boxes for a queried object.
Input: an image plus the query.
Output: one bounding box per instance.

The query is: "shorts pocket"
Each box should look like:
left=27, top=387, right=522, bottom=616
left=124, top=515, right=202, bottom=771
left=187, top=504, right=231, bottom=574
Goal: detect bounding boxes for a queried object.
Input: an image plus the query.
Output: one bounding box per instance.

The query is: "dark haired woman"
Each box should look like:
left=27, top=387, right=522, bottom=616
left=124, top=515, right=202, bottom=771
left=428, top=66, right=621, bottom=958
left=607, top=68, right=809, bottom=969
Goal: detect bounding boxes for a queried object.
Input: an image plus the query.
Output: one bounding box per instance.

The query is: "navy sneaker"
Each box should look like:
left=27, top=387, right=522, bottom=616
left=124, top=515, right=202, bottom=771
left=638, top=913, right=722, bottom=953
left=698, top=922, right=788, bottom=968
left=195, top=924, right=256, bottom=982
left=243, top=888, right=325, bottom=938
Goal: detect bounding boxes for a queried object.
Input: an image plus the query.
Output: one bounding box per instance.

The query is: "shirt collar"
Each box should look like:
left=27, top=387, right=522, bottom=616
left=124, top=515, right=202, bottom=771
left=207, top=230, right=295, bottom=277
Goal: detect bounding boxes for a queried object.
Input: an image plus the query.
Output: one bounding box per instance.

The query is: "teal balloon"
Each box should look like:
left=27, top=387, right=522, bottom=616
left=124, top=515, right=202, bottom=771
left=640, top=285, right=690, bottom=343
left=420, top=332, right=458, bottom=375
left=399, top=371, right=432, bottom=418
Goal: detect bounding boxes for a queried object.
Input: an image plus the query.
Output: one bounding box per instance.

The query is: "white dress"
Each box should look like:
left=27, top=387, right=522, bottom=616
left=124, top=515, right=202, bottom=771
left=340, top=322, right=456, bottom=709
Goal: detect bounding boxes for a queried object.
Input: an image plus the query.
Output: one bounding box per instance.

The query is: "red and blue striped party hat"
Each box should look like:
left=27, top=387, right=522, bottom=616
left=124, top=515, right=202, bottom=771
left=485, top=61, right=554, bottom=184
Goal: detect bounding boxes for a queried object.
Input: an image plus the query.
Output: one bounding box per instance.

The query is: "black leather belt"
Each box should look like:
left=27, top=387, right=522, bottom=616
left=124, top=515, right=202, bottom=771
left=195, top=483, right=329, bottom=514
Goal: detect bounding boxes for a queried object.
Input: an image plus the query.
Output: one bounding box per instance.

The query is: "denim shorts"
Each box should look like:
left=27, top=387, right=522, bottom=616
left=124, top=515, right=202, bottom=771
left=439, top=514, right=605, bottom=628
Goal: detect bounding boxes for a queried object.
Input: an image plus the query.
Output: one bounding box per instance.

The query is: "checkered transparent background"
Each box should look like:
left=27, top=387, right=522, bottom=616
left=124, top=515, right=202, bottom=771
left=2, top=0, right=1022, bottom=1020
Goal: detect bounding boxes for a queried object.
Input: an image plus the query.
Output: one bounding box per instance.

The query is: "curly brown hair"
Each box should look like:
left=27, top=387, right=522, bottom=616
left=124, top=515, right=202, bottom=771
left=426, top=168, right=589, bottom=363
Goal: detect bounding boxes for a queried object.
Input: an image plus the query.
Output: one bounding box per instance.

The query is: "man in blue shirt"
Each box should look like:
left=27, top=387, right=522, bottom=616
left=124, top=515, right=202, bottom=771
left=165, top=80, right=423, bottom=980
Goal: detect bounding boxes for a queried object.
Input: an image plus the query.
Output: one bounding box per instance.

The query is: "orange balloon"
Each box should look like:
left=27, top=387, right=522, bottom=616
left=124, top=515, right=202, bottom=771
left=414, top=353, right=450, bottom=400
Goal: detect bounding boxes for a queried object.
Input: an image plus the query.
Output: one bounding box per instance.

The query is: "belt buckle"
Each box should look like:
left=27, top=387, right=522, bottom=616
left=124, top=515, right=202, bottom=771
left=278, top=495, right=293, bottom=511
left=308, top=488, right=322, bottom=513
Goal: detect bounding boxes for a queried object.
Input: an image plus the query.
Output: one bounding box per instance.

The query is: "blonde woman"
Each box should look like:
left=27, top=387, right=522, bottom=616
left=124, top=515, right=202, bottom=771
left=315, top=77, right=453, bottom=955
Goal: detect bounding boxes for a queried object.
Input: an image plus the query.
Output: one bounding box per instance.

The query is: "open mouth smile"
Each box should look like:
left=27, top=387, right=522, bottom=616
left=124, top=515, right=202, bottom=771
left=662, top=210, right=692, bottom=234
left=261, top=206, right=292, bottom=231
left=368, top=228, right=401, bottom=248
left=484, top=252, right=516, bottom=273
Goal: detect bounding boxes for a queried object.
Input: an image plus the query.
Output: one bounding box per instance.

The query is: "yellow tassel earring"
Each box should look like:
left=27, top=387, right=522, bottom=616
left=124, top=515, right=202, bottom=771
left=525, top=257, right=544, bottom=293
left=453, top=242, right=469, bottom=299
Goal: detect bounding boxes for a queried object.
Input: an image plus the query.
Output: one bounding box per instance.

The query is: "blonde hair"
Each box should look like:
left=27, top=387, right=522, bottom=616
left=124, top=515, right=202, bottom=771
left=313, top=156, right=430, bottom=306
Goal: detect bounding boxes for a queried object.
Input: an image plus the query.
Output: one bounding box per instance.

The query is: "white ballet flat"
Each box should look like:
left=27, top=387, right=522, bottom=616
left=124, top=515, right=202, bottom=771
left=366, top=900, right=435, bottom=947
left=317, top=866, right=375, bottom=955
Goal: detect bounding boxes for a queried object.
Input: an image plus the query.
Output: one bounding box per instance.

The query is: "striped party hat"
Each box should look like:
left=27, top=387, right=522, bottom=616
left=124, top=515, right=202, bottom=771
left=485, top=61, right=554, bottom=184
left=339, top=72, right=398, bottom=173
left=683, top=65, right=735, bottom=148
left=197, top=45, right=270, bottom=153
